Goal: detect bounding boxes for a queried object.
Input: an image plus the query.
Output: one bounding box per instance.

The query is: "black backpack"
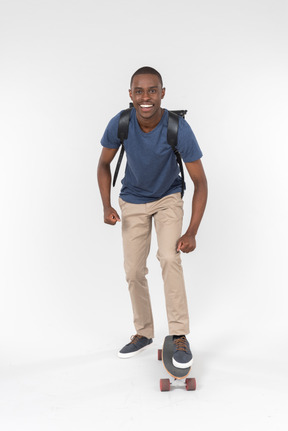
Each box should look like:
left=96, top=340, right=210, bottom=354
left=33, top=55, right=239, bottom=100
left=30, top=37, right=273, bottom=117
left=112, top=104, right=187, bottom=198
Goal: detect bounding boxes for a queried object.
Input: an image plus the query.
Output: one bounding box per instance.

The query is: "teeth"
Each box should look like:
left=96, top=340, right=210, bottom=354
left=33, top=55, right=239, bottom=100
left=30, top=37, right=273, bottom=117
left=140, top=105, right=153, bottom=108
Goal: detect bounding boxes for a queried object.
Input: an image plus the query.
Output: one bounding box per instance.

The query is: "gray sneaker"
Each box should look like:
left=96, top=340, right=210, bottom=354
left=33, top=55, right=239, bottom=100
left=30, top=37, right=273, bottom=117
left=172, top=335, right=193, bottom=368
left=118, top=334, right=153, bottom=358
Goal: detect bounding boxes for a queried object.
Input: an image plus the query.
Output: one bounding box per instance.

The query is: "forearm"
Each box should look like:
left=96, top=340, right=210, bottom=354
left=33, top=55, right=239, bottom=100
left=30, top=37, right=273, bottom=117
left=97, top=162, right=112, bottom=209
left=186, top=180, right=208, bottom=236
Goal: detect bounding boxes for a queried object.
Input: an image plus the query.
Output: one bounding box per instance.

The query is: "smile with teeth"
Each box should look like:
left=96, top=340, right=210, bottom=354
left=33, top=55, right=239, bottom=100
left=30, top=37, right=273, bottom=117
left=140, top=104, right=153, bottom=108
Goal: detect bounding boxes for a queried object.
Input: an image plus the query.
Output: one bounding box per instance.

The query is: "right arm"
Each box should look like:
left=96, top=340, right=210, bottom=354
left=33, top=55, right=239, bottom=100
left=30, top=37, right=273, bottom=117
left=97, top=147, right=121, bottom=225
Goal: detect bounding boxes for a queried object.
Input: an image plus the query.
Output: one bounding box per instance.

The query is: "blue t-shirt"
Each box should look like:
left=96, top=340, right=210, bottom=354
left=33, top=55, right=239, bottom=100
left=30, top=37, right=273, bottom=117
left=101, top=108, right=203, bottom=204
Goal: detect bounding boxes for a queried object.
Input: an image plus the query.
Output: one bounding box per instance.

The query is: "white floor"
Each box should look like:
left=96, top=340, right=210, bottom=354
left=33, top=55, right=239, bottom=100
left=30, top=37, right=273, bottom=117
left=1, top=325, right=287, bottom=431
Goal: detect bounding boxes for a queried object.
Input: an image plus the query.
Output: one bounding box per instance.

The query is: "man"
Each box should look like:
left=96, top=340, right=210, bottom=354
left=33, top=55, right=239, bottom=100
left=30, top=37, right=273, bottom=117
left=97, top=67, right=207, bottom=368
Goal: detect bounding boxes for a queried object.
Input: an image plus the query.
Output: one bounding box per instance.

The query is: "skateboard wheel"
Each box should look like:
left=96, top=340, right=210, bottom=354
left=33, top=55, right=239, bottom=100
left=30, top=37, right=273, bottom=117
left=185, top=378, right=196, bottom=391
left=160, top=379, right=170, bottom=392
left=158, top=349, right=162, bottom=361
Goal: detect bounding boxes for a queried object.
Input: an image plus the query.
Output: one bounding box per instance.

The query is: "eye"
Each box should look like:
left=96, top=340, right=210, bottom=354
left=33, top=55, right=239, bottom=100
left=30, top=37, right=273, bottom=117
left=149, top=89, right=156, bottom=94
left=135, top=89, right=142, bottom=94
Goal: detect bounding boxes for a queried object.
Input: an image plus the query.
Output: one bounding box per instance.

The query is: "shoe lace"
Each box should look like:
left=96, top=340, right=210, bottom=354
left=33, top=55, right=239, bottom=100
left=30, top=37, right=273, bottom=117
left=174, top=336, right=188, bottom=352
left=130, top=334, right=143, bottom=344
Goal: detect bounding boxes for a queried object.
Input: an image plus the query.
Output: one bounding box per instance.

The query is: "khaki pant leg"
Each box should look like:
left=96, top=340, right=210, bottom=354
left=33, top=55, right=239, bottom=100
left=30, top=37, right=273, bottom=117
left=119, top=198, right=154, bottom=339
left=153, top=193, right=190, bottom=335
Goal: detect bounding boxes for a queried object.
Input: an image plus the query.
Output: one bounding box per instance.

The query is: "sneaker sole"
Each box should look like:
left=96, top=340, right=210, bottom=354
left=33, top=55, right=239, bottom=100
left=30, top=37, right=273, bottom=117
left=118, top=343, right=152, bottom=359
left=172, top=357, right=193, bottom=369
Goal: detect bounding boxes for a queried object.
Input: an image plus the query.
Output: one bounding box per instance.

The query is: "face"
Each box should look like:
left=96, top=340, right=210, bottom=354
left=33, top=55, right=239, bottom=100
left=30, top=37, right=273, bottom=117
left=129, top=74, right=165, bottom=121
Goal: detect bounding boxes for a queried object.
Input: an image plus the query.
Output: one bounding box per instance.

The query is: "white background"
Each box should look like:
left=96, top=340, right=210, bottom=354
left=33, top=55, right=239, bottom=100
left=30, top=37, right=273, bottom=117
left=0, top=0, right=288, bottom=430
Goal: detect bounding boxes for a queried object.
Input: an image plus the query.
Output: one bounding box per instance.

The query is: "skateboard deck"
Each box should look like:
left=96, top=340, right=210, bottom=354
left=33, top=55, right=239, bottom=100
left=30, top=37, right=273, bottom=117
left=158, top=335, right=196, bottom=391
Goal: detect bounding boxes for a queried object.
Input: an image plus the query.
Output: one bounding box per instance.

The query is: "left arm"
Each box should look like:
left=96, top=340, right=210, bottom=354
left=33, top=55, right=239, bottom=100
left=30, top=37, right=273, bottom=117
left=177, top=159, right=208, bottom=253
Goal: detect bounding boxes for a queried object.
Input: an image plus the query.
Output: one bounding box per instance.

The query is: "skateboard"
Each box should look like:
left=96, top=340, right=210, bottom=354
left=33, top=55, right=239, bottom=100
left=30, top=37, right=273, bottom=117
left=158, top=335, right=196, bottom=392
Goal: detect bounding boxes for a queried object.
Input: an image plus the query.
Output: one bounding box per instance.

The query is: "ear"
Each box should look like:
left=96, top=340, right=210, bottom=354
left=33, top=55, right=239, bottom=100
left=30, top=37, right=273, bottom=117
left=129, top=89, right=133, bottom=100
left=161, top=87, right=166, bottom=99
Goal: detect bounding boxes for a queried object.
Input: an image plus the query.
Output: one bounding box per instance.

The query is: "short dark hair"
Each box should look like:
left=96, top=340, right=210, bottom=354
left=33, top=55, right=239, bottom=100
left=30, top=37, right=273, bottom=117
left=130, top=66, right=163, bottom=88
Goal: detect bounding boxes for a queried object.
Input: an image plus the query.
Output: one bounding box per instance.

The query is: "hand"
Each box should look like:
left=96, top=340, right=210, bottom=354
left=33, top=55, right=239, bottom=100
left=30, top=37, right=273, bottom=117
left=176, top=233, right=196, bottom=253
left=104, top=207, right=121, bottom=225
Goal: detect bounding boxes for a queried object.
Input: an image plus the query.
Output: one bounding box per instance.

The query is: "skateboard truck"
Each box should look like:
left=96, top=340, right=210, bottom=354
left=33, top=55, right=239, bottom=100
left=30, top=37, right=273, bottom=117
left=159, top=376, right=196, bottom=392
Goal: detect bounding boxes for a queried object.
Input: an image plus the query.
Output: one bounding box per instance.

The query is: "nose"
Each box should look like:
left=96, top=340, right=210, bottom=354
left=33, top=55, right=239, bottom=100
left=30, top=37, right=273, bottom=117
left=142, top=90, right=150, bottom=100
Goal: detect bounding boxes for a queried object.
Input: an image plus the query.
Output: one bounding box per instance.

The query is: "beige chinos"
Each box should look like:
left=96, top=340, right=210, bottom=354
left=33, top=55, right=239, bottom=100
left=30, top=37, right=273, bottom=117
left=119, top=192, right=189, bottom=339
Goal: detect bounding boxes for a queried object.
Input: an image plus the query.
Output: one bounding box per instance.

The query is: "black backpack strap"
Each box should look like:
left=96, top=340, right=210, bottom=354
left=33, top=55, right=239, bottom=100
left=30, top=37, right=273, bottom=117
left=112, top=108, right=132, bottom=187
left=167, top=111, right=185, bottom=198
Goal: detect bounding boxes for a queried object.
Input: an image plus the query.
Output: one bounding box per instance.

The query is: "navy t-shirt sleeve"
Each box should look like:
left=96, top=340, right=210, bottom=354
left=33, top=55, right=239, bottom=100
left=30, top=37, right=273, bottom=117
left=101, top=112, right=121, bottom=149
left=177, top=118, right=203, bottom=162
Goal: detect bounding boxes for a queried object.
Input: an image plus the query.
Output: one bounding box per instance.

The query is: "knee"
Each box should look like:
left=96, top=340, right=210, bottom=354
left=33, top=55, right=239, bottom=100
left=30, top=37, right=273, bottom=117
left=157, top=252, right=181, bottom=268
left=125, top=266, right=148, bottom=282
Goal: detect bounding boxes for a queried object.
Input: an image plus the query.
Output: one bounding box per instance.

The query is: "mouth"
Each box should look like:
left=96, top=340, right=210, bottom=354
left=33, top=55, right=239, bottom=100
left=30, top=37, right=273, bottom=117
left=139, top=104, right=154, bottom=112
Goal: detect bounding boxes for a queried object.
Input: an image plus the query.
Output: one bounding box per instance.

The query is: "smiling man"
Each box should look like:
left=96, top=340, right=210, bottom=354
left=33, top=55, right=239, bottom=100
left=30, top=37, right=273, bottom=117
left=97, top=66, right=207, bottom=368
